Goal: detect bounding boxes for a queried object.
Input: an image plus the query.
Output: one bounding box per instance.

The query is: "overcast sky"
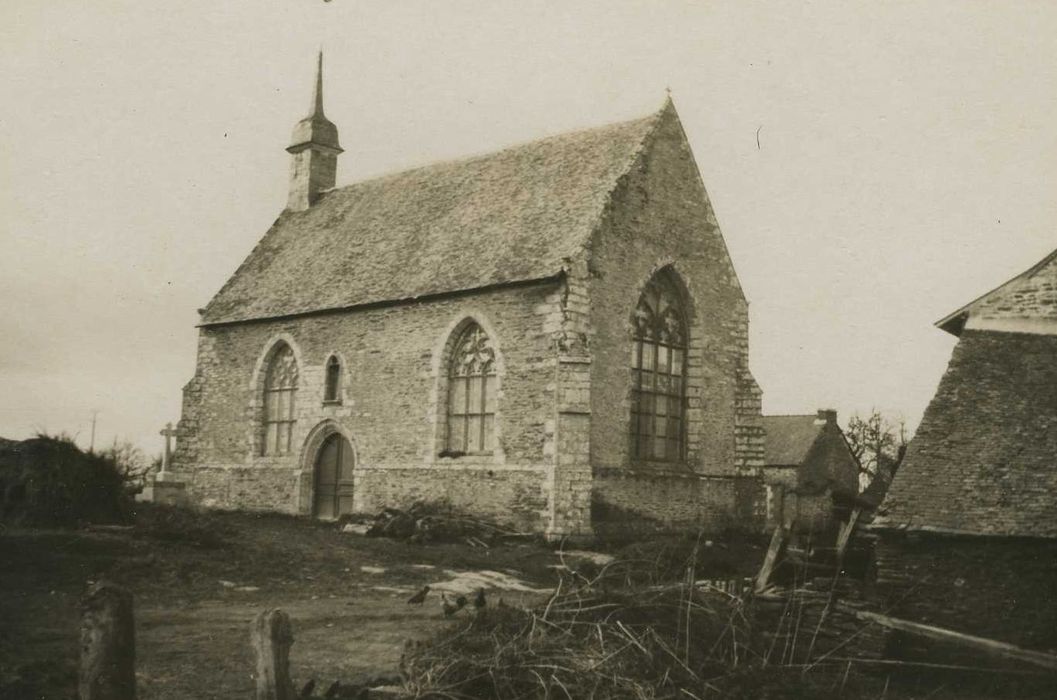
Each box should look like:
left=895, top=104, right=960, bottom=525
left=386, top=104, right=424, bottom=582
left=2, top=1, right=1055, bottom=456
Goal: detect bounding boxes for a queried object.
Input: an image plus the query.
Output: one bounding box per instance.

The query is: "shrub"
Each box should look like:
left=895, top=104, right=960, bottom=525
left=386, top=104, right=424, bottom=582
left=0, top=435, right=131, bottom=527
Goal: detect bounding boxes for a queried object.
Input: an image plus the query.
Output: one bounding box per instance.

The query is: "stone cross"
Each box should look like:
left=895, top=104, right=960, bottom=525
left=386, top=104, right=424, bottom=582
left=159, top=422, right=177, bottom=473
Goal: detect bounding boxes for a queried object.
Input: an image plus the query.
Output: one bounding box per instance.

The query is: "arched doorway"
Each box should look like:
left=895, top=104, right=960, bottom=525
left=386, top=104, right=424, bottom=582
left=312, top=433, right=354, bottom=519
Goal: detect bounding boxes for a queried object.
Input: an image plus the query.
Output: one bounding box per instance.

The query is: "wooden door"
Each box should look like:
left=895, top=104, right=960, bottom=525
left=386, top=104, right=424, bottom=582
left=313, top=433, right=354, bottom=519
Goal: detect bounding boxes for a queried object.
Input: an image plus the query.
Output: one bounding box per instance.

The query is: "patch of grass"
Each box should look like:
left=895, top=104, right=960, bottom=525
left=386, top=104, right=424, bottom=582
left=132, top=502, right=232, bottom=549
left=0, top=658, right=77, bottom=700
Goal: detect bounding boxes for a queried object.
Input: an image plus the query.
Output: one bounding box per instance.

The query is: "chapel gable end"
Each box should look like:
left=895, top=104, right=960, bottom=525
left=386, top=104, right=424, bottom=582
left=593, top=98, right=745, bottom=304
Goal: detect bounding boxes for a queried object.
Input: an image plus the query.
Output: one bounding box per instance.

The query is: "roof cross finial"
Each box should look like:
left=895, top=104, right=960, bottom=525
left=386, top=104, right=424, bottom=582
left=311, top=49, right=325, bottom=117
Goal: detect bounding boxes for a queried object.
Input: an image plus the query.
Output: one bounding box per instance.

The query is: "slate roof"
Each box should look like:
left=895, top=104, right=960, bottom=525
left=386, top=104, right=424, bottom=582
left=761, top=415, right=823, bottom=467
left=201, top=103, right=673, bottom=325
left=936, top=246, right=1057, bottom=336
left=878, top=330, right=1057, bottom=536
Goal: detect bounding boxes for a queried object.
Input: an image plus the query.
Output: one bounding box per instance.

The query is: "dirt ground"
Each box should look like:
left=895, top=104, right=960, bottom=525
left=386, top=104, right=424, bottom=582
left=3, top=508, right=1053, bottom=699
left=0, top=507, right=564, bottom=699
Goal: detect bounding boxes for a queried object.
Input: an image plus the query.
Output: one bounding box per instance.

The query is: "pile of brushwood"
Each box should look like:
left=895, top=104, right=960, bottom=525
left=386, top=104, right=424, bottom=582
left=401, top=542, right=885, bottom=699
left=364, top=501, right=532, bottom=546
left=0, top=435, right=132, bottom=527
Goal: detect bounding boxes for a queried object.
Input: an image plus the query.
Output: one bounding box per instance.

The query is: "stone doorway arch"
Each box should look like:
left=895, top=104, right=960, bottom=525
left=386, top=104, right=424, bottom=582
left=310, top=432, right=355, bottom=519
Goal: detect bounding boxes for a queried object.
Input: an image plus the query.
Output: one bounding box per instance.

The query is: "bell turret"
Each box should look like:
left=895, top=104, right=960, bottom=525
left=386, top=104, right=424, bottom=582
left=285, top=52, right=342, bottom=211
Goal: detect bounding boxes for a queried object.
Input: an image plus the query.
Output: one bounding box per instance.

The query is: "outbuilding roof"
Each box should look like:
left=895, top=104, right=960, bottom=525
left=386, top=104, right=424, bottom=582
left=761, top=415, right=824, bottom=467
left=935, top=246, right=1057, bottom=336
left=200, top=102, right=675, bottom=326
left=877, top=330, right=1057, bottom=536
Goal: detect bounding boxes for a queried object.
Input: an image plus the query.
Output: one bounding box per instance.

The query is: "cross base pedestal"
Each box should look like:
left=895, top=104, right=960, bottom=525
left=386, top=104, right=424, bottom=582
left=136, top=472, right=188, bottom=506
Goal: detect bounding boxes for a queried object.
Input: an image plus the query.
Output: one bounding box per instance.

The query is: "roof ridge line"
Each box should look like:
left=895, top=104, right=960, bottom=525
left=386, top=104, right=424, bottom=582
left=201, top=100, right=681, bottom=325
left=329, top=109, right=663, bottom=194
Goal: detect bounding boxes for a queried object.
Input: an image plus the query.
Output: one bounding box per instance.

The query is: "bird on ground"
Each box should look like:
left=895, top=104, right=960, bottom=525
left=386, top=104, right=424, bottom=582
left=441, top=593, right=460, bottom=617
left=474, top=588, right=487, bottom=610
left=407, top=585, right=430, bottom=605
left=455, top=594, right=468, bottom=610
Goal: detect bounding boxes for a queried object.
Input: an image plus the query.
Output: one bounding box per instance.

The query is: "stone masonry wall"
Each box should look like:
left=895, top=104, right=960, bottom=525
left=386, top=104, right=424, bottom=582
left=354, top=464, right=548, bottom=532
left=288, top=147, right=338, bottom=211
left=592, top=470, right=738, bottom=536
left=548, top=261, right=595, bottom=539
left=587, top=105, right=755, bottom=478
left=874, top=532, right=1057, bottom=651
left=176, top=106, right=762, bottom=538
left=973, top=251, right=1057, bottom=323
left=582, top=103, right=761, bottom=529
left=173, top=281, right=564, bottom=529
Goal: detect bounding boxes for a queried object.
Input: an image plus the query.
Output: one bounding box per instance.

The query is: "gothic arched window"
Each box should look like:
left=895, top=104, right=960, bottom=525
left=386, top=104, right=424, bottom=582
left=631, top=273, right=688, bottom=462
left=263, top=344, right=298, bottom=455
left=447, top=322, right=497, bottom=454
left=323, top=355, right=342, bottom=404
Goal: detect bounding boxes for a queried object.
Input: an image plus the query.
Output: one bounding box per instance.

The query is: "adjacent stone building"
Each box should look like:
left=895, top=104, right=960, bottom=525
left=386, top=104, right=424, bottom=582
left=871, top=246, right=1057, bottom=650
left=172, top=57, right=763, bottom=539
left=759, top=410, right=860, bottom=533
left=880, top=247, right=1057, bottom=536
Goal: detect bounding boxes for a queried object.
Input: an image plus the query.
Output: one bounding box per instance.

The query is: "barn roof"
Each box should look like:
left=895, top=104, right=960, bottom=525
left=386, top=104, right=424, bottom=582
left=761, top=415, right=824, bottom=467
left=200, top=102, right=675, bottom=326
left=877, top=330, right=1057, bottom=537
left=936, top=246, right=1057, bottom=336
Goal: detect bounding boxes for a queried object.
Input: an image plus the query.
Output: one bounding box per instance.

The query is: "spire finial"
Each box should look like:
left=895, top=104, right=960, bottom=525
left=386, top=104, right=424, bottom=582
left=311, top=49, right=325, bottom=117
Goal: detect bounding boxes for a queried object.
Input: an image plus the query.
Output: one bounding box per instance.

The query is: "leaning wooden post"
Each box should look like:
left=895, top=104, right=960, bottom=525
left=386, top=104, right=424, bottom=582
left=754, top=525, right=787, bottom=594
left=251, top=609, right=294, bottom=700
left=79, top=581, right=136, bottom=700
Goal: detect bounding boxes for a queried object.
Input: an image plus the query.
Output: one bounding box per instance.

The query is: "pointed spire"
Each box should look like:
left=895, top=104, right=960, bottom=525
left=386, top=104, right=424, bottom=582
left=311, top=50, right=325, bottom=117
left=286, top=51, right=342, bottom=211
left=287, top=51, right=341, bottom=153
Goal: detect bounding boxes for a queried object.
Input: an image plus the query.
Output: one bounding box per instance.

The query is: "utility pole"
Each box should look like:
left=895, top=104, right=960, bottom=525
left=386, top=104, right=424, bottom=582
left=90, top=410, right=99, bottom=453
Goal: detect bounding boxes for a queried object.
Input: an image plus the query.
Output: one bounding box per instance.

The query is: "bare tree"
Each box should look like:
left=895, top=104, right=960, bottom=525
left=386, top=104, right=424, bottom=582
left=100, top=440, right=157, bottom=491
left=845, top=410, right=908, bottom=492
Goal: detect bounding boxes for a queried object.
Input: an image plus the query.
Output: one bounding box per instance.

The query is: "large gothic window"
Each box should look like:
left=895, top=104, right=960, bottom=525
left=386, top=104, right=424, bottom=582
left=263, top=344, right=298, bottom=455
left=631, top=273, right=688, bottom=462
left=447, top=323, right=497, bottom=454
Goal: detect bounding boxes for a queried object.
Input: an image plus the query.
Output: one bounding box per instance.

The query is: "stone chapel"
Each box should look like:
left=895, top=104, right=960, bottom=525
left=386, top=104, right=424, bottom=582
left=172, top=56, right=764, bottom=540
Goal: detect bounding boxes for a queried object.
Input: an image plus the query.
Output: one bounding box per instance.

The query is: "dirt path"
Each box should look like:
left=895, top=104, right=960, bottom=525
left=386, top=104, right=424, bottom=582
left=0, top=512, right=563, bottom=698
left=135, top=583, right=549, bottom=698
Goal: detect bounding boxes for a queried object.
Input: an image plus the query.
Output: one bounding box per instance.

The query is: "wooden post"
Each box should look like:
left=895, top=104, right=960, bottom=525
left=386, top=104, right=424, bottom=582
left=79, top=581, right=136, bottom=700
left=251, top=609, right=294, bottom=700
left=835, top=506, right=862, bottom=560
left=754, top=525, right=787, bottom=593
